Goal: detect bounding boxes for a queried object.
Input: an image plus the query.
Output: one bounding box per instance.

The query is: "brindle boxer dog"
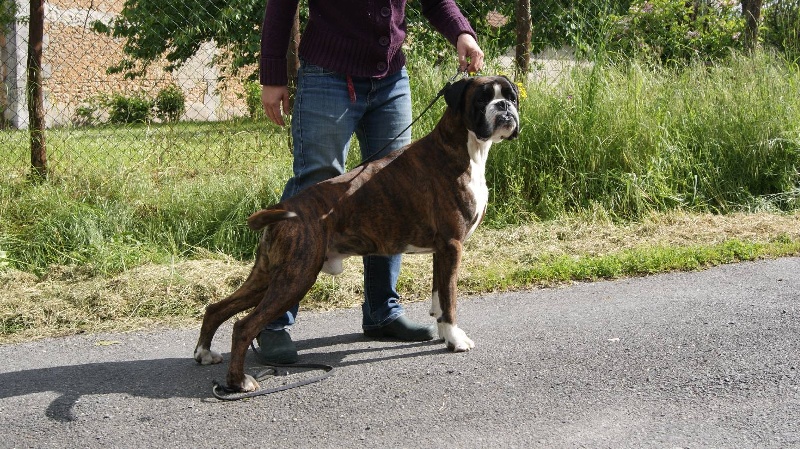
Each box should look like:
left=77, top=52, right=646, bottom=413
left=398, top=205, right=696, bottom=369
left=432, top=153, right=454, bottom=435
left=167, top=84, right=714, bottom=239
left=194, top=75, right=520, bottom=392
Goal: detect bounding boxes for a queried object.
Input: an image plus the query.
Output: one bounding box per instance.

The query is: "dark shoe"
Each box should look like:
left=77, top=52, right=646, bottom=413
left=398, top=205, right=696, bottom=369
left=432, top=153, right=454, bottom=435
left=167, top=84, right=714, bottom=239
left=363, top=315, right=436, bottom=341
left=255, top=329, right=298, bottom=364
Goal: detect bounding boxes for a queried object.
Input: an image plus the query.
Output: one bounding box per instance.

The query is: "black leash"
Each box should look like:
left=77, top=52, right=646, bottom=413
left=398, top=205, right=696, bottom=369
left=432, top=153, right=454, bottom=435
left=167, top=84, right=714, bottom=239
left=210, top=344, right=334, bottom=401
left=360, top=70, right=470, bottom=166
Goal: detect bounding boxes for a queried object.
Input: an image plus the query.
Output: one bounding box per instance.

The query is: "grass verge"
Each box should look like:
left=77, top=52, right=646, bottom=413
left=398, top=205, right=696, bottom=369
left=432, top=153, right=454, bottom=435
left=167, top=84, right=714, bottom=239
left=1, top=211, right=797, bottom=344
left=1, top=51, right=799, bottom=343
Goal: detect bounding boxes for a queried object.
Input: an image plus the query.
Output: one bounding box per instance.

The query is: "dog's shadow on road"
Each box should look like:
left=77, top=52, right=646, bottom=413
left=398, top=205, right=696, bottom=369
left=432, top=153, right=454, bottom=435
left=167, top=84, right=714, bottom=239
left=293, top=332, right=445, bottom=369
left=0, top=333, right=444, bottom=422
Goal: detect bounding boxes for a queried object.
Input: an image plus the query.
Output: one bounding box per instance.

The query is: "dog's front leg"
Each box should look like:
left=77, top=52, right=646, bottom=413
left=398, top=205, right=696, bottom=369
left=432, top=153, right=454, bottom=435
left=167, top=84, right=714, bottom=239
left=429, top=257, right=443, bottom=320
left=433, top=241, right=474, bottom=352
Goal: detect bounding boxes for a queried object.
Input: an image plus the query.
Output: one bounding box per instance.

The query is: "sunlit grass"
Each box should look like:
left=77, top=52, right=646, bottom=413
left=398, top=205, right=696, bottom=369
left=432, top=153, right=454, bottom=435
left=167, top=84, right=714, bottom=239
left=1, top=51, right=800, bottom=341
left=2, top=211, right=798, bottom=343
left=2, top=52, right=799, bottom=276
left=485, top=52, right=800, bottom=223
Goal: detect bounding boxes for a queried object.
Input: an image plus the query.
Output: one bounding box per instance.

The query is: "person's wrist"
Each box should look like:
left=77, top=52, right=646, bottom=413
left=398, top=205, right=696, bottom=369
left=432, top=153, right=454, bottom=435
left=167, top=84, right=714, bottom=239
left=457, top=33, right=475, bottom=43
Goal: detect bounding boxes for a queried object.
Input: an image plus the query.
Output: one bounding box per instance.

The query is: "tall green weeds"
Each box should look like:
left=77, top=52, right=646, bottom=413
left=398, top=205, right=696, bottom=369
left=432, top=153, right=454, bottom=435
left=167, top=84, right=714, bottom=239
left=485, top=52, right=800, bottom=224
left=1, top=52, right=799, bottom=275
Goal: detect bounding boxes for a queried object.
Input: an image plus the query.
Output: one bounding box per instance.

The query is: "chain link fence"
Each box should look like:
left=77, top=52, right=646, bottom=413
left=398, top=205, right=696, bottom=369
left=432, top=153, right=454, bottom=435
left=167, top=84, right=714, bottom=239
left=2, top=0, right=795, bottom=179
left=0, top=0, right=591, bottom=179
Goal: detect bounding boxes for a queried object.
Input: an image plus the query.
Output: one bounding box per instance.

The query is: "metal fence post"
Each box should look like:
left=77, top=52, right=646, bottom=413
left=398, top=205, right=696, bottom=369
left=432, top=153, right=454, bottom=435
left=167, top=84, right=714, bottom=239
left=2, top=0, right=29, bottom=129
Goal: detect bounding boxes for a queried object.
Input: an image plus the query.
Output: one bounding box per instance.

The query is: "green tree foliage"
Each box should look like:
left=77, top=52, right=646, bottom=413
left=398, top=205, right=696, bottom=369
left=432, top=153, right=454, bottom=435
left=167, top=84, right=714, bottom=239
left=92, top=0, right=791, bottom=78
left=529, top=0, right=631, bottom=55
left=606, top=0, right=744, bottom=65
left=91, top=0, right=269, bottom=80
left=98, top=0, right=631, bottom=79
left=406, top=1, right=630, bottom=60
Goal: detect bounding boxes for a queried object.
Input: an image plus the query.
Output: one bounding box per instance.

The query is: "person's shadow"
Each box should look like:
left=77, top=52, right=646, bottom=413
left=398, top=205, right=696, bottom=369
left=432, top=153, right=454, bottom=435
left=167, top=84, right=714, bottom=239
left=1, top=333, right=444, bottom=422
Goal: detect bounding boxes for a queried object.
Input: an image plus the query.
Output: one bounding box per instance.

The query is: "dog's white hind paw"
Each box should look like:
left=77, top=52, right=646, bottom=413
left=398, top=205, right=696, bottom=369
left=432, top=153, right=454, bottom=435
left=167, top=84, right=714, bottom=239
left=194, top=347, right=223, bottom=365
left=438, top=323, right=475, bottom=352
left=241, top=374, right=260, bottom=392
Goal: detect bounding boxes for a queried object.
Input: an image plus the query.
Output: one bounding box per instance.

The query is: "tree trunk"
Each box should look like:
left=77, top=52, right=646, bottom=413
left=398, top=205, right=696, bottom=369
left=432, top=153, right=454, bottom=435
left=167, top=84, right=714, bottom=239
left=27, top=0, right=47, bottom=180
left=515, top=0, right=532, bottom=81
left=742, top=0, right=763, bottom=52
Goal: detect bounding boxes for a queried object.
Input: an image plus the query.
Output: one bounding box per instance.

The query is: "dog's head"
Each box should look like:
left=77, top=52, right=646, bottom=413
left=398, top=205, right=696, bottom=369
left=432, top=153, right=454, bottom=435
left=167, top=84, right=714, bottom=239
left=444, top=75, right=520, bottom=142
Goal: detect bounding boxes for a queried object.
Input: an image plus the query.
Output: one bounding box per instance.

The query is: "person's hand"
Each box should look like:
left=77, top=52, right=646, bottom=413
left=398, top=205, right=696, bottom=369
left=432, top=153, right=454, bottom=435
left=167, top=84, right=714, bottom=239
left=456, top=33, right=484, bottom=74
left=261, top=85, right=290, bottom=126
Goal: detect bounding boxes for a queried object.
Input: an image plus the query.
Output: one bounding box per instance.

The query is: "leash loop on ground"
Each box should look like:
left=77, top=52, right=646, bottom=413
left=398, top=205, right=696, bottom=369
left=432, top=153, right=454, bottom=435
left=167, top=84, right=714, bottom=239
left=210, top=344, right=335, bottom=401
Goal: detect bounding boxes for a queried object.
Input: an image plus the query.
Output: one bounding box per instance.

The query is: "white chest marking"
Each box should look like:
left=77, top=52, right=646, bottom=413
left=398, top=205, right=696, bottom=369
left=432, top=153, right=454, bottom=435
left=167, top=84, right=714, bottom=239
left=466, top=131, right=491, bottom=240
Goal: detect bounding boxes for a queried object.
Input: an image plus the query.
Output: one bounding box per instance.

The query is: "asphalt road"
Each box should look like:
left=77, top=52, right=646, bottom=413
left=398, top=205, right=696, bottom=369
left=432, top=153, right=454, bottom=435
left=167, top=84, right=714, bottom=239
left=2, top=257, right=798, bottom=448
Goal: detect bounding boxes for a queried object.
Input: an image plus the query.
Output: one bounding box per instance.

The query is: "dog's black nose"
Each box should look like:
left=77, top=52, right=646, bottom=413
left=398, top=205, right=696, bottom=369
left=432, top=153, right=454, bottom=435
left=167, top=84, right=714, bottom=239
left=497, top=111, right=515, bottom=125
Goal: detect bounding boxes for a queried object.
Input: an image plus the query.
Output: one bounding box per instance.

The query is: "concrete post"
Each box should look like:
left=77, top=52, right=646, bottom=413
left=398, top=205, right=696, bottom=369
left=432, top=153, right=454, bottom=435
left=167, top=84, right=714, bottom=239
left=1, top=0, right=29, bottom=129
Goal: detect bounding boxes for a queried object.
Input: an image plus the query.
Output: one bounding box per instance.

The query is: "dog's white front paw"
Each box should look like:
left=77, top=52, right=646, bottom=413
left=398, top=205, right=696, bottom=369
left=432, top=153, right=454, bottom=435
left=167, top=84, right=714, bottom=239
left=438, top=323, right=475, bottom=352
left=194, top=347, right=223, bottom=365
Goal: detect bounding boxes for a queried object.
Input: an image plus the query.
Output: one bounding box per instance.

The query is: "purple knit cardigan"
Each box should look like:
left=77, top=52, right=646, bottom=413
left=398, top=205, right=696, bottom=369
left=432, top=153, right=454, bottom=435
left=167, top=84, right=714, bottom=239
left=259, top=0, right=477, bottom=85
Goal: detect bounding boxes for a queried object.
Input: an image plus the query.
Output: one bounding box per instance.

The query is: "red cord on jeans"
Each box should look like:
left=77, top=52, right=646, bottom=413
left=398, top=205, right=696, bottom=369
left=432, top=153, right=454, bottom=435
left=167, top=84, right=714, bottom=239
left=346, top=75, right=356, bottom=103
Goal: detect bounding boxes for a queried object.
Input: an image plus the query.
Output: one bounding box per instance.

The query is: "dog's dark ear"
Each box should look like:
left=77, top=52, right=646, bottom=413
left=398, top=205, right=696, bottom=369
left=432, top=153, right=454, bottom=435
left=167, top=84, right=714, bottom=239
left=501, top=75, right=520, bottom=107
left=444, top=78, right=472, bottom=111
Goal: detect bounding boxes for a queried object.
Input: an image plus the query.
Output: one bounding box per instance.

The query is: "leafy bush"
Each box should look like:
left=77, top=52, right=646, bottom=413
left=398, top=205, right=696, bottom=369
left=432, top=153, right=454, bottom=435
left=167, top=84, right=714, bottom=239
left=607, top=0, right=744, bottom=65
left=529, top=0, right=631, bottom=57
left=74, top=87, right=184, bottom=126
left=763, top=0, right=800, bottom=60
left=72, top=94, right=111, bottom=127
left=155, top=84, right=186, bottom=122
left=108, top=93, right=153, bottom=124
left=74, top=104, right=99, bottom=127
left=404, top=1, right=630, bottom=63
left=244, top=82, right=264, bottom=119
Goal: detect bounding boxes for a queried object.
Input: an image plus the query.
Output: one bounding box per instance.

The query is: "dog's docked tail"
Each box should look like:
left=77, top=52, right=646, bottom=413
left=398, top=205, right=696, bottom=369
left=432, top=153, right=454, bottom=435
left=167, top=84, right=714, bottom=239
left=247, top=209, right=298, bottom=230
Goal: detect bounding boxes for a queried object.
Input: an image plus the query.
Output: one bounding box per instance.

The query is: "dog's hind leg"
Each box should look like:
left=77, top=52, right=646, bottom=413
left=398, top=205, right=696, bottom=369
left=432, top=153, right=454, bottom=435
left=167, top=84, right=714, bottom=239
left=225, top=271, right=318, bottom=392
left=433, top=239, right=474, bottom=352
left=194, top=253, right=270, bottom=365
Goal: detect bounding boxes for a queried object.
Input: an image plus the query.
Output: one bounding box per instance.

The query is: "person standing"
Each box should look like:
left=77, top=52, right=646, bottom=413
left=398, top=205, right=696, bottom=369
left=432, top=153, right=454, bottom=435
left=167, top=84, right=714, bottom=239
left=257, top=0, right=485, bottom=364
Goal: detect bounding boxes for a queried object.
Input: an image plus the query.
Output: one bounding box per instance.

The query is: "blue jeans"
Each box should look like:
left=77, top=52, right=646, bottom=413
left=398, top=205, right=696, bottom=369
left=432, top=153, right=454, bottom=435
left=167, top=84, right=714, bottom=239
left=266, top=61, right=412, bottom=331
